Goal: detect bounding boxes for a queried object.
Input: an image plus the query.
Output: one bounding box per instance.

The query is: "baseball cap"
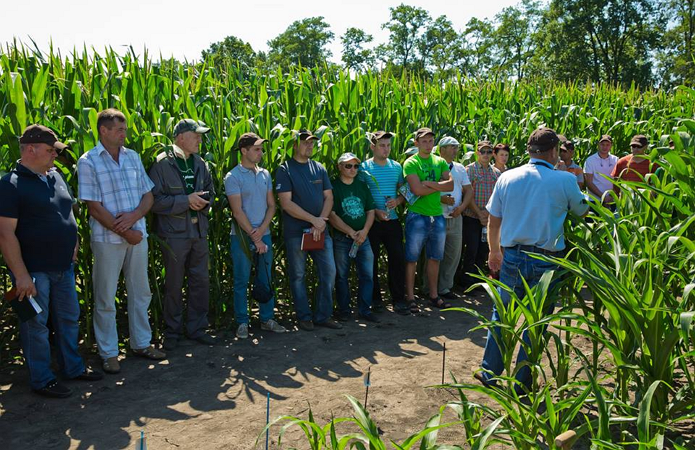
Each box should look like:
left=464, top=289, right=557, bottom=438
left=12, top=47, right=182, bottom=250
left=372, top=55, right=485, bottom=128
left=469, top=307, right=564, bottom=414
left=557, top=134, right=575, bottom=151
left=630, top=135, right=649, bottom=148
left=527, top=127, right=560, bottom=153
left=19, top=125, right=69, bottom=151
left=337, top=152, right=361, bottom=164
left=477, top=140, right=493, bottom=151
left=438, top=136, right=460, bottom=148
left=238, top=132, right=267, bottom=149
left=370, top=131, right=393, bottom=143
left=296, top=129, right=319, bottom=141
left=173, top=119, right=210, bottom=137
left=414, top=127, right=435, bottom=140
left=599, top=134, right=612, bottom=143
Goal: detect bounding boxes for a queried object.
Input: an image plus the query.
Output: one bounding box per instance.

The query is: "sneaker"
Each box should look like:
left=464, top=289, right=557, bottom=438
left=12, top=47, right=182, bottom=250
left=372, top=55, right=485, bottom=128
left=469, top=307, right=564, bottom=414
left=440, top=291, right=459, bottom=300
left=193, top=333, right=218, bottom=345
left=33, top=379, right=72, bottom=398
left=132, top=345, right=166, bottom=360
left=315, top=319, right=343, bottom=329
left=358, top=313, right=381, bottom=323
left=298, top=320, right=315, bottom=331
left=102, top=357, right=121, bottom=374
left=261, top=319, right=286, bottom=333
left=236, top=323, right=249, bottom=339
left=73, top=366, right=104, bottom=381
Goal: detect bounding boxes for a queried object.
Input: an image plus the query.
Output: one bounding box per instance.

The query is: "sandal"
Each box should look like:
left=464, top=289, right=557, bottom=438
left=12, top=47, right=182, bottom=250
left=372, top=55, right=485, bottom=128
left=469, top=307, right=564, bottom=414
left=429, top=296, right=452, bottom=309
left=408, top=300, right=420, bottom=314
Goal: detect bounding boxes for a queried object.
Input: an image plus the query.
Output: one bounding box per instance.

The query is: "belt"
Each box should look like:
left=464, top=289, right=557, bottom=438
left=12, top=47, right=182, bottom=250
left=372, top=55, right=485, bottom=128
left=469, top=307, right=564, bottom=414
left=508, top=244, right=562, bottom=256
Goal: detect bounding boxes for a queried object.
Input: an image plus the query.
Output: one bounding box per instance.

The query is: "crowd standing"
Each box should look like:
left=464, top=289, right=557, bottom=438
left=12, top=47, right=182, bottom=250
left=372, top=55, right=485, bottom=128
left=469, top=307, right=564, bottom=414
left=0, top=108, right=659, bottom=398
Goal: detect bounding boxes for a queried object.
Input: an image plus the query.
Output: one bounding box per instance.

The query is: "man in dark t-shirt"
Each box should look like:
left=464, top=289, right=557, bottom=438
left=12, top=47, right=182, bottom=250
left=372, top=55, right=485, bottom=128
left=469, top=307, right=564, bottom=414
left=275, top=130, right=342, bottom=331
left=0, top=125, right=103, bottom=398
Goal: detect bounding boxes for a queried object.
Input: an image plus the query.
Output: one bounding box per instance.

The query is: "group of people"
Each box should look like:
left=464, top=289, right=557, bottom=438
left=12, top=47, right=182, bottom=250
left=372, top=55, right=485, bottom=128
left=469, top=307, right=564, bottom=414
left=0, top=106, right=657, bottom=399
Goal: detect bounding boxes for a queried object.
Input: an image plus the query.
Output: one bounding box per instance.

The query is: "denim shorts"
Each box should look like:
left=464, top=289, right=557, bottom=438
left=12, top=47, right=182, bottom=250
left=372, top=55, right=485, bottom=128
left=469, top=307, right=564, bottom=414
left=404, top=211, right=446, bottom=262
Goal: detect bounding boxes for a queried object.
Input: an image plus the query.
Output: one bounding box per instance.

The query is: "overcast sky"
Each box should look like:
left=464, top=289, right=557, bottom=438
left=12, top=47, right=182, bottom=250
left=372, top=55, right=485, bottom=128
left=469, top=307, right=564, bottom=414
left=5, top=1, right=519, bottom=62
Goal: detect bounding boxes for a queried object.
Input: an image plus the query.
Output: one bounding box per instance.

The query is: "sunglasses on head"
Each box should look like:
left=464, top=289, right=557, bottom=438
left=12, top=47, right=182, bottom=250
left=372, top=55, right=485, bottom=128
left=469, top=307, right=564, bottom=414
left=342, top=163, right=359, bottom=169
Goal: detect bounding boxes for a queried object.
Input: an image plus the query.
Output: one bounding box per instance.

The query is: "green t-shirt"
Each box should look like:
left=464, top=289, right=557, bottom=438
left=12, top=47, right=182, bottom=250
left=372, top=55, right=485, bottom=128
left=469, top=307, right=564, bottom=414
left=403, top=153, right=450, bottom=216
left=331, top=177, right=375, bottom=232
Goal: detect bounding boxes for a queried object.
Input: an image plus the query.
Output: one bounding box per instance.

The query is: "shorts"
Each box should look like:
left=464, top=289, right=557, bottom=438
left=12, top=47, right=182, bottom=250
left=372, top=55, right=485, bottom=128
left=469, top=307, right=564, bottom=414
left=404, top=211, right=446, bottom=262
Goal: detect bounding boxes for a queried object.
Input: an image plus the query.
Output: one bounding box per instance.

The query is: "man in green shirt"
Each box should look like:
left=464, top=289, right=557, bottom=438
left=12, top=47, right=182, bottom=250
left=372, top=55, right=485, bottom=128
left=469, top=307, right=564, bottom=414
left=402, top=128, right=453, bottom=313
left=329, top=153, right=379, bottom=323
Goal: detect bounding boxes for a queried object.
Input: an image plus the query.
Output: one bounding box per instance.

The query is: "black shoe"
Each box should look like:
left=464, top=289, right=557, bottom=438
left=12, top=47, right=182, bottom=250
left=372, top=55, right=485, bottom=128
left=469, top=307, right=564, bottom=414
left=335, top=311, right=351, bottom=322
left=440, top=291, right=459, bottom=300
left=299, top=320, right=315, bottom=331
left=371, top=301, right=385, bottom=313
left=192, top=333, right=217, bottom=346
left=393, top=301, right=410, bottom=315
left=33, top=379, right=72, bottom=398
left=72, top=367, right=104, bottom=381
left=359, top=313, right=381, bottom=323
left=163, top=337, right=178, bottom=351
left=315, top=319, right=343, bottom=329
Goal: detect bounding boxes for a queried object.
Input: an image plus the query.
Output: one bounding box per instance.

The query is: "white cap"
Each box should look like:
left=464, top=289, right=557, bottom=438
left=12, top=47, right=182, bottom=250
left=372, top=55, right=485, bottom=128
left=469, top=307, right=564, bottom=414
left=337, top=152, right=360, bottom=164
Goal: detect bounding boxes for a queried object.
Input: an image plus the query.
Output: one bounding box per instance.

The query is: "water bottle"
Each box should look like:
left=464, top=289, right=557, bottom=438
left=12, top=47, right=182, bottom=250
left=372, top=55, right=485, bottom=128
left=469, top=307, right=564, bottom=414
left=481, top=226, right=488, bottom=243
left=349, top=240, right=360, bottom=258
left=385, top=196, right=394, bottom=215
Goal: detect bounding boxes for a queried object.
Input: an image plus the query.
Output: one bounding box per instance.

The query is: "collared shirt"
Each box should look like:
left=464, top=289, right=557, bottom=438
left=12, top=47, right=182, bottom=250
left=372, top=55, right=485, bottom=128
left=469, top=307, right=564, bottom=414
left=583, top=152, right=618, bottom=194
left=224, top=164, right=272, bottom=235
left=486, top=158, right=589, bottom=252
left=441, top=161, right=471, bottom=218
left=359, top=158, right=404, bottom=220
left=464, top=161, right=500, bottom=218
left=77, top=141, right=154, bottom=243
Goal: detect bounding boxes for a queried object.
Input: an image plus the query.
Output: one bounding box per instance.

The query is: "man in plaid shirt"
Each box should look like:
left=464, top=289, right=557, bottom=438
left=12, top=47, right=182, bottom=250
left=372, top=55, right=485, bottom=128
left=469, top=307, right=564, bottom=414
left=460, top=141, right=501, bottom=291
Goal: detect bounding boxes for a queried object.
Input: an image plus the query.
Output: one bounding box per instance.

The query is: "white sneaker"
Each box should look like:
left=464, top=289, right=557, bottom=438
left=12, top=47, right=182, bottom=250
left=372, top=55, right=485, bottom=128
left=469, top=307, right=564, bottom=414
left=261, top=319, right=286, bottom=333
left=236, top=323, right=249, bottom=339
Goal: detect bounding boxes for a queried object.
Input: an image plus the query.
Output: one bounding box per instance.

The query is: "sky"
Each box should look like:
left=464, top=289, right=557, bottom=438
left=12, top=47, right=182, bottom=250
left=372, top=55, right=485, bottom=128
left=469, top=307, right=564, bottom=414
left=4, top=0, right=520, bottom=62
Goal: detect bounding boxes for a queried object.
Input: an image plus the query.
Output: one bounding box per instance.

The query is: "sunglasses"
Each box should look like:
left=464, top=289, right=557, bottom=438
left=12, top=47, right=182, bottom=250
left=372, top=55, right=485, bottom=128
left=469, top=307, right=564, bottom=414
left=479, top=150, right=493, bottom=155
left=630, top=144, right=643, bottom=148
left=342, top=164, right=359, bottom=169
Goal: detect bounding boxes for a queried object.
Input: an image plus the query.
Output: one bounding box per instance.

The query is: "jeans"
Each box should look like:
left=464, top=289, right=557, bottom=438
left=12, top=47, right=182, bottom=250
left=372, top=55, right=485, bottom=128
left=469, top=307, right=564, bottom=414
left=285, top=234, right=336, bottom=323
left=18, top=264, right=85, bottom=389
left=333, top=234, right=374, bottom=316
left=480, top=246, right=560, bottom=388
left=438, top=215, right=463, bottom=294
left=404, top=212, right=446, bottom=262
left=92, top=240, right=153, bottom=359
left=461, top=216, right=488, bottom=287
left=231, top=234, right=275, bottom=324
left=368, top=220, right=405, bottom=305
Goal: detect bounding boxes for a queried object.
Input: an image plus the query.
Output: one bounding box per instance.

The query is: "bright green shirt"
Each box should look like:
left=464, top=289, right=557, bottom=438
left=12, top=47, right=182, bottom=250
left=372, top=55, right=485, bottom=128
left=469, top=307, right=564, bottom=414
left=403, top=153, right=450, bottom=216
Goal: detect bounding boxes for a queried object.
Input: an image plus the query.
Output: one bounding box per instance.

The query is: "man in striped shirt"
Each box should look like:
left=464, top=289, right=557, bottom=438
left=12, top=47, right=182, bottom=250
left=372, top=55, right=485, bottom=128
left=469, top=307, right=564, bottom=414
left=78, top=108, right=165, bottom=375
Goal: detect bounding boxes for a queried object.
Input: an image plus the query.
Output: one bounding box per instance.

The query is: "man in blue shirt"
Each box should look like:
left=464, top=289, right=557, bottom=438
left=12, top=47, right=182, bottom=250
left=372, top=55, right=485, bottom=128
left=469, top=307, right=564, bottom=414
left=475, top=127, right=589, bottom=393
left=275, top=130, right=342, bottom=331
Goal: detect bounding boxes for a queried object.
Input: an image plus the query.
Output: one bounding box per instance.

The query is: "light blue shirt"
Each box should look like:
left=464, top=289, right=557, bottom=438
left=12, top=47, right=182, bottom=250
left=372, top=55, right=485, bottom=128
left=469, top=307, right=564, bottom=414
left=224, top=164, right=272, bottom=235
left=359, top=158, right=404, bottom=220
left=486, top=158, right=589, bottom=251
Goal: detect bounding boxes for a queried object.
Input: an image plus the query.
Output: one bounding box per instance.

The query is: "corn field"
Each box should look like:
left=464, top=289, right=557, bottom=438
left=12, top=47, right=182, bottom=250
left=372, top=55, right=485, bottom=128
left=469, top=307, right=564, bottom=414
left=1, top=44, right=695, bottom=448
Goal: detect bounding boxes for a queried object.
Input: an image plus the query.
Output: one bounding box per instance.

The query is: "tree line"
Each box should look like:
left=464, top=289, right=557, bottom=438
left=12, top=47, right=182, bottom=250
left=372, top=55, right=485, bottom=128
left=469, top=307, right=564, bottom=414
left=200, top=0, right=694, bottom=89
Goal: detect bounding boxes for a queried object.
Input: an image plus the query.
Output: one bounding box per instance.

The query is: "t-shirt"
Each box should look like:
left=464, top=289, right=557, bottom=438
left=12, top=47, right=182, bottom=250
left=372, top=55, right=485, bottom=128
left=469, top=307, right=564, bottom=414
left=566, top=161, right=584, bottom=185
left=359, top=158, right=404, bottom=220
left=487, top=159, right=589, bottom=252
left=331, top=177, right=375, bottom=232
left=610, top=154, right=657, bottom=183
left=275, top=158, right=332, bottom=238
left=440, top=161, right=471, bottom=218
left=402, top=153, right=450, bottom=216
left=224, top=165, right=273, bottom=235
left=0, top=163, right=78, bottom=272
left=583, top=152, right=618, bottom=195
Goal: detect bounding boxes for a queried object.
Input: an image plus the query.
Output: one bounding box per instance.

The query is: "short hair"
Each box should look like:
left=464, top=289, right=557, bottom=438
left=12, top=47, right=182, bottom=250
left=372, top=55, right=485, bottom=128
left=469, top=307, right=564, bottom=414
left=97, top=108, right=126, bottom=133
left=19, top=143, right=29, bottom=153
left=494, top=143, right=510, bottom=154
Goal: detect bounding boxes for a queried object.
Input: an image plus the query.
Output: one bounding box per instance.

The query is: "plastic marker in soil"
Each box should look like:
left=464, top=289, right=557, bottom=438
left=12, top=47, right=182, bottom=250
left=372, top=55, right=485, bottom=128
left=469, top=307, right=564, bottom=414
left=363, top=366, right=371, bottom=408
left=265, top=392, right=270, bottom=450
left=138, top=430, right=146, bottom=450
left=441, top=342, right=446, bottom=384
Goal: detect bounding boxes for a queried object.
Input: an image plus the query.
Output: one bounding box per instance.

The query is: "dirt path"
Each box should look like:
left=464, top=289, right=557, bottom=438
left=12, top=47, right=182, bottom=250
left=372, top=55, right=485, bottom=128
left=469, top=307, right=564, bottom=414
left=0, top=290, right=498, bottom=449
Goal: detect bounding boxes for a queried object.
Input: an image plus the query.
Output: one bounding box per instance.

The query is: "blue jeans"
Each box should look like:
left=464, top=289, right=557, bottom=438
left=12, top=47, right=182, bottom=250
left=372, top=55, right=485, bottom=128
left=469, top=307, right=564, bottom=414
left=231, top=234, right=275, bottom=324
left=18, top=264, right=85, bottom=389
left=480, top=246, right=560, bottom=389
left=333, top=234, right=374, bottom=316
left=404, top=212, right=446, bottom=262
left=285, top=234, right=336, bottom=323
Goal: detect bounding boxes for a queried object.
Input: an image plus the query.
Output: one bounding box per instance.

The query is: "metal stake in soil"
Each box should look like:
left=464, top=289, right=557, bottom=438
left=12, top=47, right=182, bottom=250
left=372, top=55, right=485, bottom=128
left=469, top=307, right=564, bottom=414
left=265, top=392, right=270, bottom=450
left=441, top=342, right=446, bottom=384
left=363, top=366, right=371, bottom=409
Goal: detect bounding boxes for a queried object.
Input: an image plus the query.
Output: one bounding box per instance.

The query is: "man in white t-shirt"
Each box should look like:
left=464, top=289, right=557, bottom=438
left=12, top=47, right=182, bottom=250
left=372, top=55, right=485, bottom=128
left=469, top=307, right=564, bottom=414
left=437, top=137, right=473, bottom=300
left=583, top=134, right=618, bottom=204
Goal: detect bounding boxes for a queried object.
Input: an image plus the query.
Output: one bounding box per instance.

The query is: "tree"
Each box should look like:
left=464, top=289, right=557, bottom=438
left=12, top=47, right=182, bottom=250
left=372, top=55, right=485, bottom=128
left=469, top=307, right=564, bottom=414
left=417, top=15, right=460, bottom=75
left=381, top=4, right=431, bottom=71
left=657, top=0, right=695, bottom=87
left=341, top=28, right=374, bottom=72
left=201, top=36, right=256, bottom=73
left=493, top=0, right=541, bottom=81
left=459, top=17, right=496, bottom=78
left=267, top=17, right=334, bottom=69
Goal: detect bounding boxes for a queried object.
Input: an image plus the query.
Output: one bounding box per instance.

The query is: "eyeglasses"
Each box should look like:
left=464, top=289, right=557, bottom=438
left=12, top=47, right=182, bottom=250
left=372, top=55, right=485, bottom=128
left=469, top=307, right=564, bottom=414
left=479, top=150, right=493, bottom=155
left=342, top=164, right=359, bottom=169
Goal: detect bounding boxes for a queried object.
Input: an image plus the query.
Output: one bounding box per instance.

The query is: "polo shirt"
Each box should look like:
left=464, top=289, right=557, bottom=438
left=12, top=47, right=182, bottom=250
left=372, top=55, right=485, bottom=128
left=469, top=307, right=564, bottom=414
left=0, top=163, right=78, bottom=272
left=359, top=158, right=404, bottom=220
left=583, top=152, right=618, bottom=195
left=486, top=159, right=589, bottom=252
left=275, top=158, right=332, bottom=238
left=440, top=161, right=471, bottom=218
left=224, top=164, right=272, bottom=236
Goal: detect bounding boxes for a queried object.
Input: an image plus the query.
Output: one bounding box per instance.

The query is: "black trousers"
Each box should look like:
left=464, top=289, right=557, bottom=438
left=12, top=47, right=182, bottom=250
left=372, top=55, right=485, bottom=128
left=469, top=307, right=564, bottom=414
left=368, top=220, right=405, bottom=304
left=460, top=216, right=489, bottom=287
